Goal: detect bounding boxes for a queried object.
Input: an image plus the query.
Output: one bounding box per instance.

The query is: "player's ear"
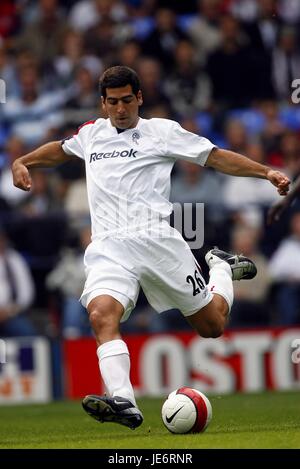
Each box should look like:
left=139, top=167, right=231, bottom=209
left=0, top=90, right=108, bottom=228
left=101, top=96, right=106, bottom=112
left=137, top=90, right=143, bottom=106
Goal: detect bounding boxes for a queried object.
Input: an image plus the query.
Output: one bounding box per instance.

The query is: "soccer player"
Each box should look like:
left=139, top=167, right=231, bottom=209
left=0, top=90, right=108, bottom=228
left=12, top=66, right=290, bottom=430
left=268, top=174, right=300, bottom=224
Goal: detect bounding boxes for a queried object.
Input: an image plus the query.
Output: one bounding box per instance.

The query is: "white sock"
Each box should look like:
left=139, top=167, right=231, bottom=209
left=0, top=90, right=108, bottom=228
left=97, top=339, right=136, bottom=406
left=207, top=261, right=234, bottom=312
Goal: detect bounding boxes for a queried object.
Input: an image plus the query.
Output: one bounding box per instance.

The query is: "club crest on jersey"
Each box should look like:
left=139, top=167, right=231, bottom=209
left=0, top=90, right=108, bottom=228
left=132, top=131, right=140, bottom=145
left=89, top=148, right=137, bottom=162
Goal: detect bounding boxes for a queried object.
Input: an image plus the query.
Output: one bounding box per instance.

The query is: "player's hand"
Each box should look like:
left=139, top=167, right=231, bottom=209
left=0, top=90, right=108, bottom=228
left=267, top=200, right=288, bottom=225
left=12, top=161, right=32, bottom=191
left=266, top=169, right=290, bottom=196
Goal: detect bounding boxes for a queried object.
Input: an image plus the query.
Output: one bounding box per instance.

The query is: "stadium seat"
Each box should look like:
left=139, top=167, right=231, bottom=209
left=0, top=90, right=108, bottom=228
left=227, top=109, right=266, bottom=135
left=195, top=112, right=213, bottom=137
left=176, top=14, right=197, bottom=32
left=131, top=17, right=155, bottom=40
left=279, top=106, right=300, bottom=130
left=0, top=124, right=9, bottom=151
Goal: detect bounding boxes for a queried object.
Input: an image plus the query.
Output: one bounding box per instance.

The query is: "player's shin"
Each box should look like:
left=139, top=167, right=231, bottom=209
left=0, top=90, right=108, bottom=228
left=97, top=339, right=136, bottom=405
left=207, top=263, right=234, bottom=313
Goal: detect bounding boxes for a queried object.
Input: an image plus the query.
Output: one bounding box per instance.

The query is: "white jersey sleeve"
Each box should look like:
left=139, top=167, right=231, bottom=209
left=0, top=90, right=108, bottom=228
left=61, top=120, right=96, bottom=160
left=61, top=133, right=84, bottom=160
left=165, top=121, right=216, bottom=166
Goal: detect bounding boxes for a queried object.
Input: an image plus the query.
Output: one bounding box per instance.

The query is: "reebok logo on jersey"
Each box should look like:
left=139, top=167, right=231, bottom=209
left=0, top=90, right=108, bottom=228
left=89, top=148, right=137, bottom=162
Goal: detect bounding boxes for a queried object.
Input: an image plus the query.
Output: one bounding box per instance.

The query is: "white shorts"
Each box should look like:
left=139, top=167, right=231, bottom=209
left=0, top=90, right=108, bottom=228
left=80, top=223, right=213, bottom=322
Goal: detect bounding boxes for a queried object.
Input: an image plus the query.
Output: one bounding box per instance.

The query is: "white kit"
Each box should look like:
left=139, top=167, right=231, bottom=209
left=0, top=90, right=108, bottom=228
left=62, top=117, right=215, bottom=317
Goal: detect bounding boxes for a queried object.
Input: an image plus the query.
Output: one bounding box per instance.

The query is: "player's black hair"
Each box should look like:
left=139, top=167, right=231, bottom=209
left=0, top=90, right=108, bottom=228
left=99, top=66, right=141, bottom=98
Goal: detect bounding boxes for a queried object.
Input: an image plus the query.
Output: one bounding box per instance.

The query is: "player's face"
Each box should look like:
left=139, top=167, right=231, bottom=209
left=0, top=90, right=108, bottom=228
left=102, top=85, right=143, bottom=129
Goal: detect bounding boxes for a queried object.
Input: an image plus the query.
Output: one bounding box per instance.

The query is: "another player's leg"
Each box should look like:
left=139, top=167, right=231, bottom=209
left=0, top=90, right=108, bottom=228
left=187, top=247, right=257, bottom=338
left=82, top=294, right=143, bottom=429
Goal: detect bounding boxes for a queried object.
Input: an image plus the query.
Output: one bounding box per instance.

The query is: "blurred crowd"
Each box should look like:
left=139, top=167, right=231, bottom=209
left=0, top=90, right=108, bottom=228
left=1, top=0, right=300, bottom=338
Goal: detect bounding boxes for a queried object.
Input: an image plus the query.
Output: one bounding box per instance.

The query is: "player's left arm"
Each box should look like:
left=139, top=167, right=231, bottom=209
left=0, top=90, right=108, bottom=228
left=205, top=148, right=290, bottom=196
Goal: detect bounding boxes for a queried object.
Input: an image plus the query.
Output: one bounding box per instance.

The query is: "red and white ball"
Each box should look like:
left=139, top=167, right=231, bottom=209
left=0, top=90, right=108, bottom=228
left=161, top=387, right=212, bottom=434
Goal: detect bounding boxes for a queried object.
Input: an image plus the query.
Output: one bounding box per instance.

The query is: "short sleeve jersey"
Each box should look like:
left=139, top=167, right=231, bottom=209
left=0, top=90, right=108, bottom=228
left=62, top=117, right=215, bottom=239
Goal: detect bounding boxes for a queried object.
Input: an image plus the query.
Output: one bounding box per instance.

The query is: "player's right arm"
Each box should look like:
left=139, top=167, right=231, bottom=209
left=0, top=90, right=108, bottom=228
left=12, top=141, right=73, bottom=191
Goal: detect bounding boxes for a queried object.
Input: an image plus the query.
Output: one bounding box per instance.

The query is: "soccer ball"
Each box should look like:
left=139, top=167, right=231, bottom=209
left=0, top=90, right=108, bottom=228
left=161, top=387, right=212, bottom=434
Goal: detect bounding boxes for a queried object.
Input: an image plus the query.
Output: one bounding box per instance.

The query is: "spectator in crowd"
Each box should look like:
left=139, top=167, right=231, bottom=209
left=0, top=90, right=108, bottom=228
left=142, top=8, right=188, bottom=71
left=136, top=57, right=171, bottom=115
left=17, top=0, right=68, bottom=68
left=164, top=39, right=212, bottom=115
left=64, top=64, right=100, bottom=125
left=229, top=224, right=271, bottom=326
left=17, top=169, right=62, bottom=217
left=68, top=0, right=128, bottom=33
left=64, top=176, right=90, bottom=231
left=259, top=100, right=286, bottom=161
left=224, top=118, right=249, bottom=154
left=229, top=0, right=258, bottom=22
left=187, top=0, right=222, bottom=65
left=54, top=28, right=83, bottom=86
left=0, top=228, right=36, bottom=337
left=84, top=16, right=132, bottom=63
left=223, top=142, right=281, bottom=213
left=278, top=0, right=300, bottom=24
left=243, top=0, right=281, bottom=52
left=269, top=211, right=300, bottom=324
left=124, top=0, right=155, bottom=18
left=0, top=136, right=30, bottom=208
left=272, top=26, right=300, bottom=102
left=116, top=39, right=142, bottom=70
left=230, top=0, right=300, bottom=25
left=2, top=64, right=68, bottom=147
left=46, top=225, right=92, bottom=338
left=170, top=157, right=224, bottom=209
left=0, top=0, right=20, bottom=39
left=54, top=29, right=103, bottom=88
left=279, top=131, right=300, bottom=177
left=0, top=39, right=18, bottom=97
left=206, top=14, right=254, bottom=109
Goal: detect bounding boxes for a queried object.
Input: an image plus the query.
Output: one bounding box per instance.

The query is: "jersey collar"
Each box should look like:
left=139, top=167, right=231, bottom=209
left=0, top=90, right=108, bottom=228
left=107, top=117, right=142, bottom=134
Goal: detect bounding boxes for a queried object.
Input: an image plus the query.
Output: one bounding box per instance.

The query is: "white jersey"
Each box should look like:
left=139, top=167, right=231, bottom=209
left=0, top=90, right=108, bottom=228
left=62, top=117, right=215, bottom=240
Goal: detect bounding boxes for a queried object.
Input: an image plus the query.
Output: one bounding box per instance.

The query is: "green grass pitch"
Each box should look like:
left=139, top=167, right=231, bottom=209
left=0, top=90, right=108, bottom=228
left=0, top=391, right=299, bottom=449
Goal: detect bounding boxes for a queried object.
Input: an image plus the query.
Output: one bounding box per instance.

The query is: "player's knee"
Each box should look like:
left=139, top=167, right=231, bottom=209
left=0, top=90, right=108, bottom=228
left=89, top=308, right=108, bottom=331
left=193, top=301, right=227, bottom=338
left=193, top=320, right=224, bottom=339
left=88, top=296, right=124, bottom=336
left=199, top=317, right=225, bottom=338
left=208, top=321, right=225, bottom=338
